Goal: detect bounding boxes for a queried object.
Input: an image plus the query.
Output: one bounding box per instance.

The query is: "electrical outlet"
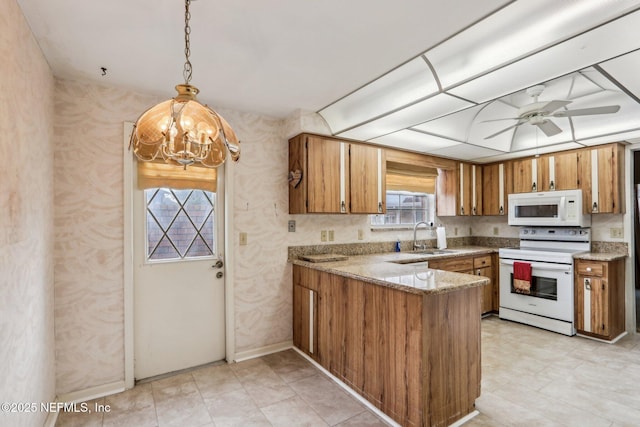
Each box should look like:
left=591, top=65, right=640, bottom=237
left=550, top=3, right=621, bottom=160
left=328, top=230, right=335, bottom=241
left=469, top=227, right=473, bottom=236
left=239, top=232, right=248, bottom=246
left=493, top=227, right=499, bottom=236
left=288, top=220, right=296, bottom=232
left=358, top=229, right=364, bottom=240
left=321, top=230, right=327, bottom=242
left=454, top=227, right=458, bottom=236
left=610, top=228, right=623, bottom=238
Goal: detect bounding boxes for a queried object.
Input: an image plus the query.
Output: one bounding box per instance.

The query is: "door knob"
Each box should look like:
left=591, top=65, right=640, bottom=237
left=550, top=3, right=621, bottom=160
left=216, top=272, right=224, bottom=279
left=213, top=260, right=223, bottom=269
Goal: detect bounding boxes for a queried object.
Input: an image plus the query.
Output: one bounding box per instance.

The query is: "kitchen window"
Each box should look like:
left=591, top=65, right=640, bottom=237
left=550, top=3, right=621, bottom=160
left=371, top=191, right=435, bottom=226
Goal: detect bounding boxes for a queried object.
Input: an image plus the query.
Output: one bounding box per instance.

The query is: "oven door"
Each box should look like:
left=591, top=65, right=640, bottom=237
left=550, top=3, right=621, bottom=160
left=499, top=258, right=574, bottom=321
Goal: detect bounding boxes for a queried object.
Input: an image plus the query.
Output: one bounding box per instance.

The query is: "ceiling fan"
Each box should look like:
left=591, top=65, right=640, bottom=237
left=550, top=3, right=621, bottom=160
left=483, top=84, right=621, bottom=140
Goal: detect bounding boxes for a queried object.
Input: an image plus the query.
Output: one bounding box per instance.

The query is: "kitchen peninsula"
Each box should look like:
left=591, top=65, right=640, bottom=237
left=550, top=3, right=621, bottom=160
left=292, top=250, right=490, bottom=427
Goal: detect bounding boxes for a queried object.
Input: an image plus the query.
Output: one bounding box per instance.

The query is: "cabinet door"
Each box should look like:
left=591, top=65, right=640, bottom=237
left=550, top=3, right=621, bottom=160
left=511, top=158, right=537, bottom=193
left=576, top=276, right=609, bottom=336
left=459, top=163, right=472, bottom=216
left=293, top=284, right=318, bottom=358
left=307, top=136, right=348, bottom=213
left=436, top=167, right=458, bottom=216
left=482, top=163, right=509, bottom=216
left=476, top=266, right=493, bottom=314
left=350, top=144, right=385, bottom=214
left=578, top=145, right=624, bottom=214
left=551, top=151, right=578, bottom=190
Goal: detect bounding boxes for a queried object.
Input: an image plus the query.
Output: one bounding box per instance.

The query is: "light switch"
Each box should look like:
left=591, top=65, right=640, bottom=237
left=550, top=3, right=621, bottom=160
left=239, top=232, right=248, bottom=246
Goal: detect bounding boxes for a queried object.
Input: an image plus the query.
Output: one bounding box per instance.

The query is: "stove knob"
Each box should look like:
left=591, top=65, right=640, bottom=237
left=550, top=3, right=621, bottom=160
left=530, top=230, right=536, bottom=235
left=569, top=230, right=577, bottom=235
left=522, top=230, right=529, bottom=234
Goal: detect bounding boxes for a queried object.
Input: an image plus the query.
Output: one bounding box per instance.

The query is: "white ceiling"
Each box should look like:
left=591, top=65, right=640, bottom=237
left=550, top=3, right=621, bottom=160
left=16, top=0, right=640, bottom=162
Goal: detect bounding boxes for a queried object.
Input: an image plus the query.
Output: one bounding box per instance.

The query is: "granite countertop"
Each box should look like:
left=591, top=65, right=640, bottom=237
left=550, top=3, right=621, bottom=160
left=574, top=252, right=628, bottom=261
left=292, top=246, right=495, bottom=295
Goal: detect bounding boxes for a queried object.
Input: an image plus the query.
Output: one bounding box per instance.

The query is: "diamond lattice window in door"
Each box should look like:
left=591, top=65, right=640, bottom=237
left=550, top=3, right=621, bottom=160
left=145, top=188, right=216, bottom=261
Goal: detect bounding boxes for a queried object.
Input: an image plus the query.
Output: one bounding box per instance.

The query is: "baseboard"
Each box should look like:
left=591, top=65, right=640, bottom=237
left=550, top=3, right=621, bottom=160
left=450, top=410, right=479, bottom=426
left=292, top=347, right=400, bottom=427
left=43, top=411, right=58, bottom=427
left=577, top=330, right=628, bottom=344
left=233, top=341, right=293, bottom=362
left=56, top=380, right=126, bottom=404
left=43, top=381, right=124, bottom=427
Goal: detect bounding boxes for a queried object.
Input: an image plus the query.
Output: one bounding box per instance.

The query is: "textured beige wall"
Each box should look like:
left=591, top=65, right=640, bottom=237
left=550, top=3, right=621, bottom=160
left=0, top=0, right=56, bottom=425
left=53, top=79, right=161, bottom=394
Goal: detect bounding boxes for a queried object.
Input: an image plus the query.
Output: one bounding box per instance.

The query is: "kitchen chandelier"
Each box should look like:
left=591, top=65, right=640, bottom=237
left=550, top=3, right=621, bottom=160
left=130, top=0, right=240, bottom=169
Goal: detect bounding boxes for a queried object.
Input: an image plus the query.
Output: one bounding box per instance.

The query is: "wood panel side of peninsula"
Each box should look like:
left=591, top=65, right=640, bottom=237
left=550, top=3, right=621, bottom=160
left=293, top=265, right=482, bottom=427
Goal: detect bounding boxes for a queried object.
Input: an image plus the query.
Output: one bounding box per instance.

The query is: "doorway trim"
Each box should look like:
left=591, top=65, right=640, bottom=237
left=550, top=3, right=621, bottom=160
left=123, top=122, right=236, bottom=389
left=625, top=142, right=640, bottom=334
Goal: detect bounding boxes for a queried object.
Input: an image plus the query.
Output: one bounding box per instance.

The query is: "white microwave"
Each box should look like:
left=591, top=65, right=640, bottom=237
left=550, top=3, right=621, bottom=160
left=508, top=189, right=590, bottom=227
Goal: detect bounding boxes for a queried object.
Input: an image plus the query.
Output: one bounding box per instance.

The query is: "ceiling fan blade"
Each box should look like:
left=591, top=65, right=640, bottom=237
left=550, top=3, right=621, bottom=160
left=480, top=117, right=519, bottom=123
left=536, top=120, right=562, bottom=137
left=552, top=105, right=620, bottom=117
left=540, top=100, right=572, bottom=114
left=484, top=121, right=525, bottom=140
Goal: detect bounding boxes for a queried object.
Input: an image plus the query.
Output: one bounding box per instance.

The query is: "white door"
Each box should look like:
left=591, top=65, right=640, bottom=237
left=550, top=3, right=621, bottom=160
left=133, top=165, right=226, bottom=380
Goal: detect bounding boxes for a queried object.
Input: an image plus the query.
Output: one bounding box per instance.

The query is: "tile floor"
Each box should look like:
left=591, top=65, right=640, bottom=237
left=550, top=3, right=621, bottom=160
left=56, top=317, right=640, bottom=427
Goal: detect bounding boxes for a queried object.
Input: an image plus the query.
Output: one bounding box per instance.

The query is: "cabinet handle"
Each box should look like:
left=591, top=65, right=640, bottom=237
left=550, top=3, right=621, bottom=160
left=341, top=200, right=346, bottom=213
left=460, top=206, right=465, bottom=215
left=550, top=180, right=555, bottom=191
left=472, top=206, right=476, bottom=215
left=532, top=182, right=537, bottom=192
left=499, top=206, right=504, bottom=215
left=476, top=269, right=481, bottom=275
left=584, top=278, right=591, bottom=291
left=592, top=202, right=598, bottom=213
left=378, top=201, right=383, bottom=213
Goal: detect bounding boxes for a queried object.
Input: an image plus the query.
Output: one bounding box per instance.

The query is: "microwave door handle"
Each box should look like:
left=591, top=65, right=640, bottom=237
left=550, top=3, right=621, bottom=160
left=559, top=196, right=566, bottom=220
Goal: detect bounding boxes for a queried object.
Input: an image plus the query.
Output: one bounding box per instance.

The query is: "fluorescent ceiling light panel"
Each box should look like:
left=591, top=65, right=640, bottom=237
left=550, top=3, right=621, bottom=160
left=369, top=129, right=459, bottom=152
left=412, top=104, right=483, bottom=142
left=427, top=143, right=503, bottom=161
left=337, top=94, right=472, bottom=141
left=577, top=129, right=640, bottom=146
left=318, top=57, right=438, bottom=134
left=477, top=142, right=584, bottom=163
left=599, top=49, right=640, bottom=100
left=447, top=10, right=640, bottom=103
left=426, top=0, right=639, bottom=90
left=571, top=91, right=640, bottom=139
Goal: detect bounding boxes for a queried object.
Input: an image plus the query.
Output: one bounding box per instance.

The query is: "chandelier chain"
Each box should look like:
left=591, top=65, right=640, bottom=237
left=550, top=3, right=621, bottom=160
left=183, top=0, right=193, bottom=84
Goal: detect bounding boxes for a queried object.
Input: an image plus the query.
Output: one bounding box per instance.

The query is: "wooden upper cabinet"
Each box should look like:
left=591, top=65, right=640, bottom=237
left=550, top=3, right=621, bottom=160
left=577, top=143, right=625, bottom=214
left=511, top=158, right=537, bottom=193
left=307, top=136, right=347, bottom=213
left=288, top=134, right=384, bottom=214
left=436, top=163, right=482, bottom=216
left=482, top=163, right=510, bottom=216
left=436, top=167, right=458, bottom=217
left=537, top=151, right=579, bottom=192
left=350, top=143, right=385, bottom=214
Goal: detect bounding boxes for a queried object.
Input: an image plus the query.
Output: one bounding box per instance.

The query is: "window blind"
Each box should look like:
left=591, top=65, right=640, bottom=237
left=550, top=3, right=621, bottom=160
left=137, top=160, right=217, bottom=192
left=386, top=161, right=438, bottom=193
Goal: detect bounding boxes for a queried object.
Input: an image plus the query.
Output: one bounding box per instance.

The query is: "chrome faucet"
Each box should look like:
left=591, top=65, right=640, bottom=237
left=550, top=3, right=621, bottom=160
left=413, top=221, right=430, bottom=250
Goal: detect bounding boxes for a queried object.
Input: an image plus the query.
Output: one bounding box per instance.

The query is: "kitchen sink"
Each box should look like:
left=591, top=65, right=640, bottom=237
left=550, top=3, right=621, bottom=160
left=413, top=249, right=456, bottom=255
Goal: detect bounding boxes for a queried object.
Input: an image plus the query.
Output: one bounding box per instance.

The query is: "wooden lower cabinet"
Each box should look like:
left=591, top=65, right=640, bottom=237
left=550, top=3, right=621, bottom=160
left=574, top=259, right=625, bottom=341
left=293, top=265, right=482, bottom=427
left=429, top=254, right=496, bottom=315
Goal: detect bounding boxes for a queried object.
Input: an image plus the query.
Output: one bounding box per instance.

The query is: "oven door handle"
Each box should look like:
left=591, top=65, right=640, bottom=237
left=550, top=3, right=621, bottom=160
left=500, top=259, right=571, bottom=272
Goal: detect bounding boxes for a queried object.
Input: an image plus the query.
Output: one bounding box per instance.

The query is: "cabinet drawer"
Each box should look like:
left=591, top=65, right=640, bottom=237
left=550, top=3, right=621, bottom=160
left=473, top=255, right=492, bottom=269
left=576, top=261, right=606, bottom=277
left=429, top=257, right=473, bottom=272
